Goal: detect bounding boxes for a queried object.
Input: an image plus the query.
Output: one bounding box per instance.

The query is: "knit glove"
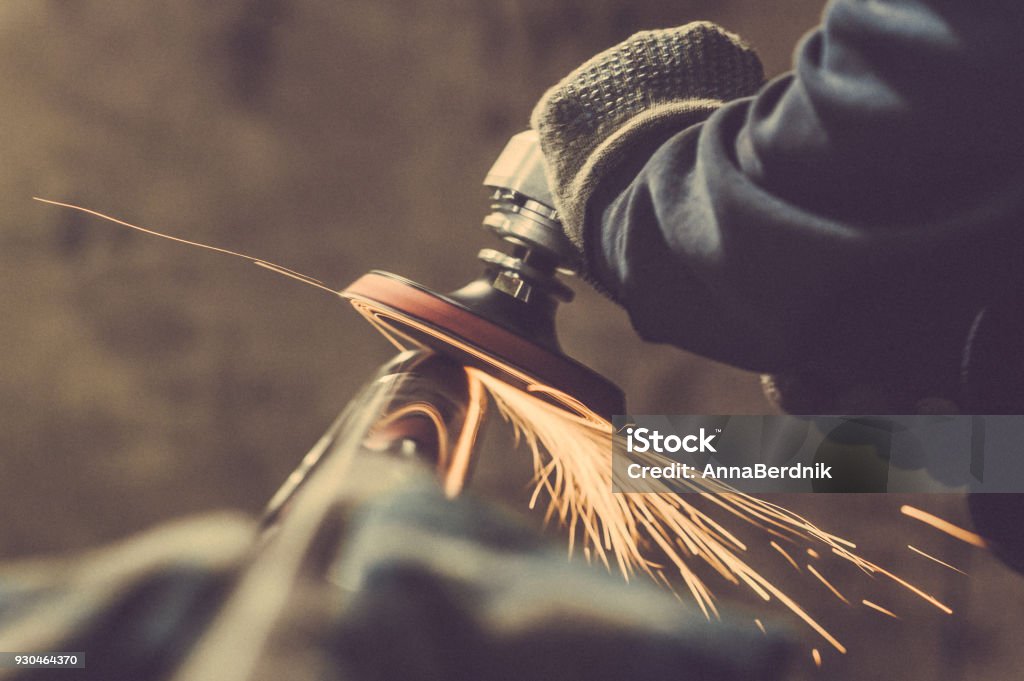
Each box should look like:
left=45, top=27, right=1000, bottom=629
left=530, top=22, right=765, bottom=254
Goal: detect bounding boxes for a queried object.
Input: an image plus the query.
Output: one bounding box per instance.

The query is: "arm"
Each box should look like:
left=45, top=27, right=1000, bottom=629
left=536, top=1, right=1024, bottom=378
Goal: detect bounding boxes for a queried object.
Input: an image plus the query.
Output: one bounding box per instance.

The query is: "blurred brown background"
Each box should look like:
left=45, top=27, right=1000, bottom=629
left=0, top=1, right=1020, bottom=679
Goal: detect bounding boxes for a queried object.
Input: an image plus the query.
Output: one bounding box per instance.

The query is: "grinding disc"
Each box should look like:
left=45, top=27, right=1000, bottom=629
left=342, top=271, right=624, bottom=421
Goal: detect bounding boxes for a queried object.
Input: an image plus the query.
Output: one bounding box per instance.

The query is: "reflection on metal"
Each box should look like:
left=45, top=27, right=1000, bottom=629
left=443, top=370, right=487, bottom=498
left=261, top=350, right=486, bottom=527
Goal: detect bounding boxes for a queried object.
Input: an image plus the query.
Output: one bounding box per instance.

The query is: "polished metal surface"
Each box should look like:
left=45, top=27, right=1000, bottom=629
left=261, top=351, right=487, bottom=527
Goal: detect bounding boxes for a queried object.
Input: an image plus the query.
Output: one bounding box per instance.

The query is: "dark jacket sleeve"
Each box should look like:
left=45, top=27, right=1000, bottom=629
left=590, top=0, right=1024, bottom=376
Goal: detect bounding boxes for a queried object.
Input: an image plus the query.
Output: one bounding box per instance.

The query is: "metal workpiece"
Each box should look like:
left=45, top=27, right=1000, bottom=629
left=261, top=351, right=487, bottom=527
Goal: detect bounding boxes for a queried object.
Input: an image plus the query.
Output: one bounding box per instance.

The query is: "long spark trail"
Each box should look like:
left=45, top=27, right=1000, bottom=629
left=34, top=198, right=339, bottom=294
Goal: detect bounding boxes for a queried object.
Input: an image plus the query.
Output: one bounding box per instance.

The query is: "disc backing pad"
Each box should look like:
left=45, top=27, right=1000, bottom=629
left=342, top=271, right=624, bottom=420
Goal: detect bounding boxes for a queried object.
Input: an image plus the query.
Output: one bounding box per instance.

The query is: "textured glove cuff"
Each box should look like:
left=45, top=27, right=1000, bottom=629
left=530, top=22, right=765, bottom=252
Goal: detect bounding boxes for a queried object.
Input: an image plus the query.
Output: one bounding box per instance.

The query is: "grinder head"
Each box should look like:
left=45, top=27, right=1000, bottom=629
left=341, top=131, right=624, bottom=420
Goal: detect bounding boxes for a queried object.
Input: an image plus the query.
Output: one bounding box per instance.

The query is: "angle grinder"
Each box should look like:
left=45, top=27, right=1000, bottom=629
left=341, top=131, right=624, bottom=420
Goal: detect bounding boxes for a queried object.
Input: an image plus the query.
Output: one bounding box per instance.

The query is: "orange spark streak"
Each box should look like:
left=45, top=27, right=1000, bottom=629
left=771, top=541, right=801, bottom=572
left=807, top=548, right=820, bottom=559
left=253, top=262, right=340, bottom=294
left=35, top=198, right=339, bottom=294
left=812, top=648, right=822, bottom=668
left=807, top=564, right=850, bottom=604
left=755, top=619, right=767, bottom=635
left=908, top=545, right=969, bottom=576
left=838, top=552, right=952, bottom=615
left=901, top=505, right=988, bottom=548
left=862, top=599, right=900, bottom=619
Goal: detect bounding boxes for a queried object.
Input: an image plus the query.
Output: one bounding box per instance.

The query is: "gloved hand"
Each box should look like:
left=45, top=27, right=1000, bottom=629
left=530, top=22, right=764, bottom=257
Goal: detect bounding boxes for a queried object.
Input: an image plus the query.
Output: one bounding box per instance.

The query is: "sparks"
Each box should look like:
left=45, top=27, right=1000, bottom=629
left=771, top=541, right=801, bottom=572
left=467, top=369, right=972, bottom=654
left=862, top=599, right=900, bottom=619
left=34, top=197, right=339, bottom=295
left=907, top=544, right=969, bottom=576
left=901, top=505, right=988, bottom=548
left=806, top=564, right=850, bottom=605
left=471, top=370, right=856, bottom=652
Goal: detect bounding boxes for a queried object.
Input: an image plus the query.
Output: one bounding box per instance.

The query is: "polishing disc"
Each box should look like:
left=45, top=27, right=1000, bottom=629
left=342, top=271, right=624, bottom=421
